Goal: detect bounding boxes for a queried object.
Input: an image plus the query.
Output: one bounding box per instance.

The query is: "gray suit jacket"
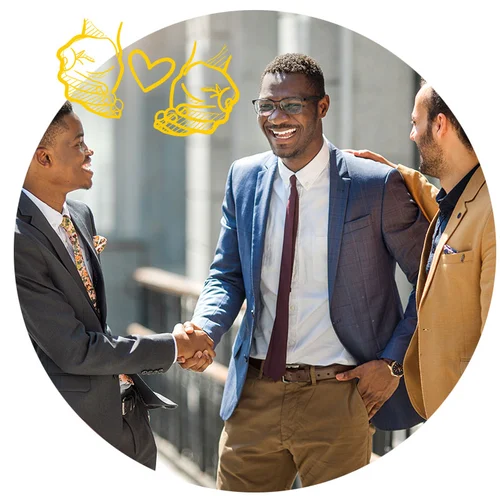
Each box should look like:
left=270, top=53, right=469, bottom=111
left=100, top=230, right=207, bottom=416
left=15, top=192, right=176, bottom=458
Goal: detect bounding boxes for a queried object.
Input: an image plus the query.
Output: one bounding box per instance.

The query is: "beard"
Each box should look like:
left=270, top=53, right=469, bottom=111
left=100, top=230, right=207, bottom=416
left=270, top=143, right=303, bottom=159
left=417, top=127, right=445, bottom=179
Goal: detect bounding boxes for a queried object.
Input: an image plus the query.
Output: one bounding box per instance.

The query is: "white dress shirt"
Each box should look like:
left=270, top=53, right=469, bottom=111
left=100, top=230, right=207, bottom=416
left=251, top=140, right=357, bottom=366
left=22, top=189, right=94, bottom=282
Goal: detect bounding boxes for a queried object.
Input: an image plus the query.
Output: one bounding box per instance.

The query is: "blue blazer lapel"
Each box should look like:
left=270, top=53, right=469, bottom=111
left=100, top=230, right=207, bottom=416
left=327, top=145, right=351, bottom=302
left=251, top=156, right=278, bottom=305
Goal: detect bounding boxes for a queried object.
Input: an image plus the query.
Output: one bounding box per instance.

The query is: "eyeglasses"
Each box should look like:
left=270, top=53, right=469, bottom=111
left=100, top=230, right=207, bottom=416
left=252, top=95, right=324, bottom=116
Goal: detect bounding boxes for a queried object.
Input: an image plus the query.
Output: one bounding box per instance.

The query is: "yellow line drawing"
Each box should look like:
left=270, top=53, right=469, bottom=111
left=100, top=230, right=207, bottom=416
left=154, top=42, right=240, bottom=137
left=57, top=19, right=125, bottom=119
left=128, top=50, right=176, bottom=93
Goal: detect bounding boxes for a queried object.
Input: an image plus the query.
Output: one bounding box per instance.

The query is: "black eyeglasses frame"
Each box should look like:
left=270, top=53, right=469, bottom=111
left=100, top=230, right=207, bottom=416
left=251, top=95, right=325, bottom=116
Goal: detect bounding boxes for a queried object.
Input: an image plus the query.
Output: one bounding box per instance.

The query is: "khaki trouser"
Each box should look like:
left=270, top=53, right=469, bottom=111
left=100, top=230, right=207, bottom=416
left=216, top=361, right=373, bottom=491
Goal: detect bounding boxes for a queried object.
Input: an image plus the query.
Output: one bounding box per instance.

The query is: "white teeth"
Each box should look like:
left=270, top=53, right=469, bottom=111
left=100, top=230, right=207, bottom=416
left=272, top=128, right=296, bottom=139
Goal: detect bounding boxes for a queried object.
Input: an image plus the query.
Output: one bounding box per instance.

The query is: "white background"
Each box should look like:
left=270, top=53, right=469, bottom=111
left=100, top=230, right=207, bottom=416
left=1, top=1, right=498, bottom=498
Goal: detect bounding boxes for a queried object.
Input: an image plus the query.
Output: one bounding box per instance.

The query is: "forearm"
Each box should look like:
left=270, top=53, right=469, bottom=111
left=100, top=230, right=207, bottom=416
left=380, top=289, right=417, bottom=363
left=192, top=274, right=245, bottom=346
left=19, top=292, right=176, bottom=375
left=192, top=163, right=246, bottom=345
left=15, top=246, right=176, bottom=375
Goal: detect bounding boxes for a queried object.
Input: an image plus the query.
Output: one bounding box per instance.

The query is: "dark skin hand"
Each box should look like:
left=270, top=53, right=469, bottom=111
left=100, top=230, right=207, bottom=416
left=172, top=323, right=216, bottom=362
left=336, top=359, right=400, bottom=419
left=177, top=321, right=214, bottom=372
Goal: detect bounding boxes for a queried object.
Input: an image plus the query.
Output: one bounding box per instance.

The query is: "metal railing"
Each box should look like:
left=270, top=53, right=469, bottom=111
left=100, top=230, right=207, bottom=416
left=130, top=267, right=420, bottom=485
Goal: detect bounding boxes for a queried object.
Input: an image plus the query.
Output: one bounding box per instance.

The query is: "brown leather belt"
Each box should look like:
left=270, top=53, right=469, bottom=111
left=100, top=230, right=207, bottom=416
left=249, top=357, right=355, bottom=383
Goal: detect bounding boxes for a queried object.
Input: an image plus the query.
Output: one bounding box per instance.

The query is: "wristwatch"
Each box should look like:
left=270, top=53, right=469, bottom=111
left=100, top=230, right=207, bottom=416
left=385, top=359, right=404, bottom=378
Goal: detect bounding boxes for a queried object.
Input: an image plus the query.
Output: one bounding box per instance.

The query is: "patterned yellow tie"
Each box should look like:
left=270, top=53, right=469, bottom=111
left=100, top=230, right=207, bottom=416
left=60, top=215, right=97, bottom=309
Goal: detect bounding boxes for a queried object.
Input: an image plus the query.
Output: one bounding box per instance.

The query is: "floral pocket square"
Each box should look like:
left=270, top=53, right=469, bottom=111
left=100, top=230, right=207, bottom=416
left=93, top=235, right=107, bottom=254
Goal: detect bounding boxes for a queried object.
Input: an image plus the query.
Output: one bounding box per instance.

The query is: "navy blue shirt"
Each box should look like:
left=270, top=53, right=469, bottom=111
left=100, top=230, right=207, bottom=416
left=425, top=165, right=480, bottom=274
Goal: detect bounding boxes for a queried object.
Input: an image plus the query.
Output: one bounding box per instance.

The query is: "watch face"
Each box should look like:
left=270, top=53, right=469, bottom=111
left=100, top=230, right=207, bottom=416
left=392, top=362, right=404, bottom=377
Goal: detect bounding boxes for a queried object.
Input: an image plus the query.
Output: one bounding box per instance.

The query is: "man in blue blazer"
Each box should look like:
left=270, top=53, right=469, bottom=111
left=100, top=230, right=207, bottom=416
left=183, top=54, right=429, bottom=490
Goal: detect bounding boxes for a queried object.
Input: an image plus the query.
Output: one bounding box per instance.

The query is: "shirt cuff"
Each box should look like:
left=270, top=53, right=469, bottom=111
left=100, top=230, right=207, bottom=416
left=172, top=334, right=178, bottom=364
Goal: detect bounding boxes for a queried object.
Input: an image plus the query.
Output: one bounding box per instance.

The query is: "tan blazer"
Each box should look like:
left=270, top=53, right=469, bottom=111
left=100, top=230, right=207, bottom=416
left=397, top=165, right=496, bottom=419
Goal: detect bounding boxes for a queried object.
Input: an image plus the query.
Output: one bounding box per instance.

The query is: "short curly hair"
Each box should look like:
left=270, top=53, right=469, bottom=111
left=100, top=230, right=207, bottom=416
left=39, top=100, right=74, bottom=148
left=261, top=53, right=325, bottom=97
left=420, top=79, right=473, bottom=151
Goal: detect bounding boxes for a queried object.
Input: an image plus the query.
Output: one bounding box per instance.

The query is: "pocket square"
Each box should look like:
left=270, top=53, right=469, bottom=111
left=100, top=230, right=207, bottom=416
left=93, top=235, right=107, bottom=254
left=443, top=244, right=457, bottom=254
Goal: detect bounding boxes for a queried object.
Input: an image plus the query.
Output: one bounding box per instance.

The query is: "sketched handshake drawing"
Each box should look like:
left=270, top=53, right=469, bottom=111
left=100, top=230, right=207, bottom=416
left=56, top=19, right=240, bottom=137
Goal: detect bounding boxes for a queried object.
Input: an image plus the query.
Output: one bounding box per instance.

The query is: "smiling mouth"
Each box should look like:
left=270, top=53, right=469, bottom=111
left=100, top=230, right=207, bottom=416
left=270, top=127, right=297, bottom=140
left=82, top=162, right=93, bottom=172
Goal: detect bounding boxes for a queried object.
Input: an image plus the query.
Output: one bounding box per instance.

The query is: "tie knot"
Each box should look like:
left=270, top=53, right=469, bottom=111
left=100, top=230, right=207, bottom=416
left=61, top=215, right=75, bottom=233
left=290, top=175, right=297, bottom=188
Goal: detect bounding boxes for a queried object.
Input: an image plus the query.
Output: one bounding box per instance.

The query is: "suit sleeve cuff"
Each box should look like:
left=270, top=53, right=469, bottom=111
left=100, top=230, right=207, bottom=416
left=191, top=317, right=217, bottom=340
left=379, top=345, right=406, bottom=364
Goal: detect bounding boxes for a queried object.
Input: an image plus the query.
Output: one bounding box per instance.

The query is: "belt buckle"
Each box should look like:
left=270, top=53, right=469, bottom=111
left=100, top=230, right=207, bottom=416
left=282, top=364, right=301, bottom=384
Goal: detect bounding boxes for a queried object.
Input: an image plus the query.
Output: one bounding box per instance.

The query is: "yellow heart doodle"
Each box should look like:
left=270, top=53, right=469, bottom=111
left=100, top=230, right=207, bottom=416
left=128, top=49, right=176, bottom=93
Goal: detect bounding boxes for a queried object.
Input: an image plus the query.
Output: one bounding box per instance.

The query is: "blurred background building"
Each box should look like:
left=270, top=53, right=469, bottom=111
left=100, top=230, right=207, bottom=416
left=67, top=10, right=425, bottom=486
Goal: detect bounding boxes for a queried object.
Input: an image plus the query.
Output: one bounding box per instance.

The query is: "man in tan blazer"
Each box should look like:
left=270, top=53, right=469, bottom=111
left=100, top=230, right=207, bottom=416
left=348, top=82, right=495, bottom=420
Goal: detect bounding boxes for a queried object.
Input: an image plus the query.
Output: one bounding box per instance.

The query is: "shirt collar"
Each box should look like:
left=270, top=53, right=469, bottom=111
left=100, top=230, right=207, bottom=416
left=436, top=164, right=480, bottom=216
left=22, top=188, right=71, bottom=232
left=277, top=139, right=330, bottom=190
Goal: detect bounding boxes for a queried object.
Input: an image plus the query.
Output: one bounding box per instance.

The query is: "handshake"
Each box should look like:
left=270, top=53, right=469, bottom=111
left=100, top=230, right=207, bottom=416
left=172, top=321, right=215, bottom=372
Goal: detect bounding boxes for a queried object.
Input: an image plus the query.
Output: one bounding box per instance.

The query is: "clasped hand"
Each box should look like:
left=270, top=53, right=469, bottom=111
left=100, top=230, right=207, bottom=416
left=173, top=321, right=215, bottom=372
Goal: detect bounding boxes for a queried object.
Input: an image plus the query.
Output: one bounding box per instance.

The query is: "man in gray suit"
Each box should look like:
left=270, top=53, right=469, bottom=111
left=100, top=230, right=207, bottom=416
left=181, top=53, right=430, bottom=490
left=14, top=100, right=215, bottom=469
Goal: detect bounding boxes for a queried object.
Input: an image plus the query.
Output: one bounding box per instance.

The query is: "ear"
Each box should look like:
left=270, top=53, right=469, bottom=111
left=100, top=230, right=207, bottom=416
left=318, top=94, right=330, bottom=118
left=434, top=113, right=449, bottom=138
left=33, top=147, right=53, bottom=169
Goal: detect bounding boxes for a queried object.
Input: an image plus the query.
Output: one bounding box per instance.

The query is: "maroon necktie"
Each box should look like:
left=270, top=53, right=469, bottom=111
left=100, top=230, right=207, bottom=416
left=263, top=174, right=299, bottom=381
